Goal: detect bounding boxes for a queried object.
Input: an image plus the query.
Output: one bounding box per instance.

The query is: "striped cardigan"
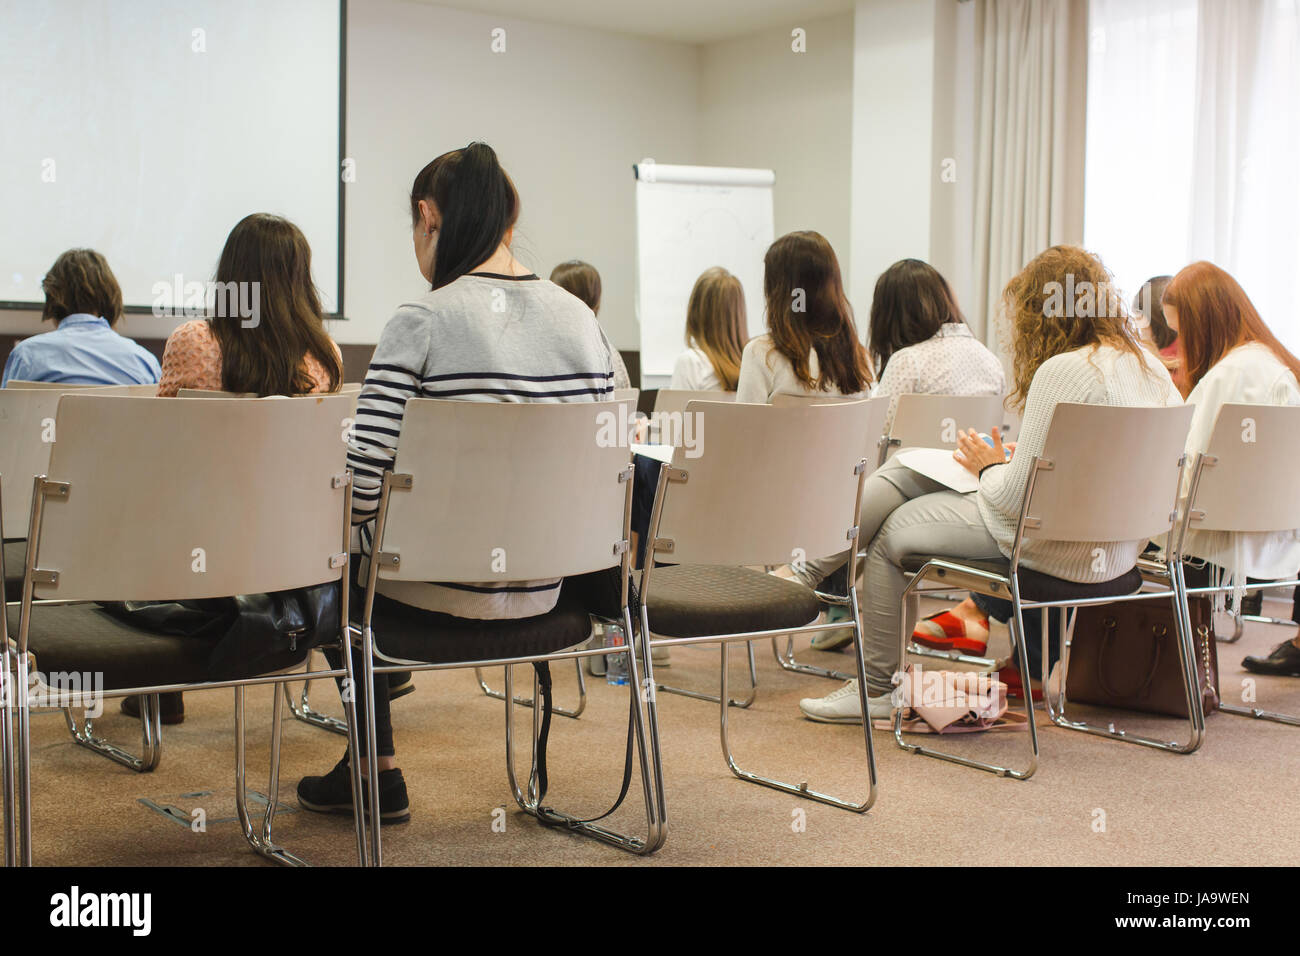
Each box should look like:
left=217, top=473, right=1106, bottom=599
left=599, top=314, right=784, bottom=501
left=349, top=272, right=616, bottom=619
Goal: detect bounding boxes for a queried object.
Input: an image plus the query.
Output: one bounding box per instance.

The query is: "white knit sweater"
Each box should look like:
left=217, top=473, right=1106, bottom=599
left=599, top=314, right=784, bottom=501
left=977, top=344, right=1180, bottom=582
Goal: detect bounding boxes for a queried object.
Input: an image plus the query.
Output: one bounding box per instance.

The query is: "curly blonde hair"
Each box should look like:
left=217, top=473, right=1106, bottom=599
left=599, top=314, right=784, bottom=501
left=1002, top=245, right=1150, bottom=410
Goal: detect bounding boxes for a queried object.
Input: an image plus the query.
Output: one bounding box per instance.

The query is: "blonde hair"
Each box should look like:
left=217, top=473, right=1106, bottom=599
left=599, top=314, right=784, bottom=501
left=685, top=267, right=748, bottom=390
left=1002, top=245, right=1150, bottom=410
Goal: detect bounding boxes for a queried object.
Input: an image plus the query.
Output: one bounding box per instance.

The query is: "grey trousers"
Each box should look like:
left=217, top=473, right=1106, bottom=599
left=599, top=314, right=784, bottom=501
left=795, top=459, right=1003, bottom=696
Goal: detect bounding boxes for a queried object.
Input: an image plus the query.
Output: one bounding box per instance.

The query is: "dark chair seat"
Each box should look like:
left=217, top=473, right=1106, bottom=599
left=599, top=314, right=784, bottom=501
left=900, top=555, right=1143, bottom=603
left=644, top=565, right=820, bottom=639
left=5, top=540, right=25, bottom=602
left=367, top=586, right=594, bottom=665
left=11, top=603, right=310, bottom=691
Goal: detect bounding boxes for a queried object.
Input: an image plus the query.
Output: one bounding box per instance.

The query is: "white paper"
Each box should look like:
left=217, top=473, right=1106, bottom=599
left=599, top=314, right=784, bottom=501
left=631, top=442, right=675, bottom=464
left=894, top=448, right=980, bottom=494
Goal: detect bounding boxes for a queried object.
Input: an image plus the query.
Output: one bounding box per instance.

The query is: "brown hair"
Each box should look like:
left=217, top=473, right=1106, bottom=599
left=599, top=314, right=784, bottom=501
left=1163, top=261, right=1300, bottom=393
left=41, top=249, right=123, bottom=327
left=208, top=213, right=342, bottom=396
left=868, top=258, right=965, bottom=376
left=684, top=267, right=748, bottom=391
left=1003, top=245, right=1150, bottom=410
left=550, top=260, right=602, bottom=313
left=1133, top=275, right=1176, bottom=350
left=763, top=231, right=871, bottom=395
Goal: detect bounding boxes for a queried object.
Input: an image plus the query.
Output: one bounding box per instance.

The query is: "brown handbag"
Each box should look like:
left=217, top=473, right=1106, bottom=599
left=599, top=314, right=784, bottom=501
left=1067, top=596, right=1219, bottom=718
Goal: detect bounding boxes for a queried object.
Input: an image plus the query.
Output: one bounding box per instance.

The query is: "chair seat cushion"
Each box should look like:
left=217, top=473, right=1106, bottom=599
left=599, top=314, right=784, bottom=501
left=11, top=603, right=310, bottom=691
left=367, top=586, right=594, bottom=665
left=900, top=555, right=1143, bottom=603
left=644, top=565, right=821, bottom=639
left=4, top=540, right=25, bottom=603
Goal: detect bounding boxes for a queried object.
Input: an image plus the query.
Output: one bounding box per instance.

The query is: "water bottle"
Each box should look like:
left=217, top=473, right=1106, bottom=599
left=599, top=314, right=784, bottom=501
left=604, top=622, right=629, bottom=686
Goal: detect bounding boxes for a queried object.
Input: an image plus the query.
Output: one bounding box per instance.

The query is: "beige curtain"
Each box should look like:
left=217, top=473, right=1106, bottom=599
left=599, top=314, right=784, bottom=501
left=970, top=0, right=1089, bottom=352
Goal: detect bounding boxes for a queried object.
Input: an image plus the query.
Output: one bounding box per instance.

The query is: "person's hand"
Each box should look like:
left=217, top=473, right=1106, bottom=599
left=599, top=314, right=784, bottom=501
left=953, top=426, right=1008, bottom=476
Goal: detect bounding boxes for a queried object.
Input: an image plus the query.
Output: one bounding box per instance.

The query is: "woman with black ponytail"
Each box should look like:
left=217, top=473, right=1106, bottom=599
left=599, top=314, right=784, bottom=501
left=297, top=143, right=618, bottom=822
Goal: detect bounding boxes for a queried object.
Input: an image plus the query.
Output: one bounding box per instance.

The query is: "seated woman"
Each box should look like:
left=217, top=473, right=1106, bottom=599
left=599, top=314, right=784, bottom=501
left=1160, top=262, right=1300, bottom=678
left=3, top=248, right=159, bottom=386
left=736, top=231, right=871, bottom=404
left=550, top=259, right=631, bottom=389
left=801, top=258, right=1006, bottom=651
left=125, top=214, right=343, bottom=725
left=157, top=213, right=342, bottom=397
left=798, top=245, right=1180, bottom=724
left=1133, top=274, right=1183, bottom=394
left=671, top=266, right=748, bottom=391
left=296, top=143, right=616, bottom=823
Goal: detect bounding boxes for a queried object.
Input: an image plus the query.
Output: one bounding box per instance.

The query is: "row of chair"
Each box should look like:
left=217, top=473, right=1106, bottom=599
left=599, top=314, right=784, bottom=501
left=2, top=388, right=1294, bottom=868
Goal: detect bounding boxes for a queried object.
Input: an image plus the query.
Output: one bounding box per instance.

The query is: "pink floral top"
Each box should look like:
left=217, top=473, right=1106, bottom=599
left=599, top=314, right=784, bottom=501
left=158, top=320, right=340, bottom=397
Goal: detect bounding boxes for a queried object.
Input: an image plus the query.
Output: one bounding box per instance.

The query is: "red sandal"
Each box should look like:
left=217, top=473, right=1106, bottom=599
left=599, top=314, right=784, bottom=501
left=911, top=610, right=990, bottom=655
left=998, top=665, right=1044, bottom=702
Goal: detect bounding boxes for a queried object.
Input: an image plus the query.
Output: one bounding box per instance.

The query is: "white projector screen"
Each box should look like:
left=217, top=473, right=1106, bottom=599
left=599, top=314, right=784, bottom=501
left=634, top=163, right=775, bottom=378
left=0, top=0, right=343, bottom=313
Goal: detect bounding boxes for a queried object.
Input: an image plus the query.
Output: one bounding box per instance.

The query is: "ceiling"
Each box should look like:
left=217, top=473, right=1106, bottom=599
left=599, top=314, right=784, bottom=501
left=406, top=0, right=857, bottom=44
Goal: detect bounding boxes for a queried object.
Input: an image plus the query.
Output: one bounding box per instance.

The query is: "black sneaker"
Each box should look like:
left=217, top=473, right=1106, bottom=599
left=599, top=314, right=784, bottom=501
left=297, top=755, right=410, bottom=824
left=1239, top=591, right=1264, bottom=617
left=1242, top=640, right=1300, bottom=678
left=387, top=671, right=415, bottom=701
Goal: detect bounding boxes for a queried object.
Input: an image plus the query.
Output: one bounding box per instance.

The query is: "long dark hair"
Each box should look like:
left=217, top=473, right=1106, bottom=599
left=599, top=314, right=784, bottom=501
left=763, top=231, right=871, bottom=395
left=410, top=142, right=520, bottom=291
left=208, top=214, right=342, bottom=396
left=868, top=258, right=964, bottom=377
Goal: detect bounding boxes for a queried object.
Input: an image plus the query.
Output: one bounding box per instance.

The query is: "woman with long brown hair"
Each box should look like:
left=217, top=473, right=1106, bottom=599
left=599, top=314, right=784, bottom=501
left=736, top=231, right=871, bottom=403
left=1162, top=261, right=1300, bottom=679
left=671, top=266, right=748, bottom=391
left=157, top=213, right=342, bottom=397
left=798, top=245, right=1180, bottom=725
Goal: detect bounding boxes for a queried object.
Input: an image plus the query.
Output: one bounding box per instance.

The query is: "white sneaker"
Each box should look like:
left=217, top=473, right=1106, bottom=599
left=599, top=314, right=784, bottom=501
left=798, top=679, right=893, bottom=724
left=810, top=606, right=853, bottom=650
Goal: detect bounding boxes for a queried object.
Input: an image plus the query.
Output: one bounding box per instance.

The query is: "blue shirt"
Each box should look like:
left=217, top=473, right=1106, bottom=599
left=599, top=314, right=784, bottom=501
left=2, top=314, right=161, bottom=387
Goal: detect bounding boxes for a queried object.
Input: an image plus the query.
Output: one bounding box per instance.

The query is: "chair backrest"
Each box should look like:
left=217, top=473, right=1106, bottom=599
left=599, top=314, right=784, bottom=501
left=374, top=399, right=634, bottom=583
left=652, top=400, right=872, bottom=567
left=651, top=388, right=737, bottom=447
left=613, top=387, right=639, bottom=405
left=0, top=385, right=89, bottom=534
left=4, top=380, right=99, bottom=390
left=1183, top=402, right=1300, bottom=533
left=84, top=383, right=160, bottom=396
left=31, top=394, right=351, bottom=601
left=1020, top=402, right=1194, bottom=544
left=772, top=392, right=891, bottom=462
left=341, top=382, right=364, bottom=395
left=177, top=388, right=257, bottom=398
left=887, top=393, right=1007, bottom=459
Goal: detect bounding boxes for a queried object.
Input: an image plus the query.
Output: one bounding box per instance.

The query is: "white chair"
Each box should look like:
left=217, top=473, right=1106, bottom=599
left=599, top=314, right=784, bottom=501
left=650, top=388, right=736, bottom=447
left=1172, top=402, right=1300, bottom=726
left=3, top=381, right=100, bottom=390
left=883, top=393, right=1007, bottom=465
left=353, top=398, right=664, bottom=863
left=641, top=400, right=878, bottom=812
left=897, top=403, right=1197, bottom=779
left=2, top=393, right=364, bottom=866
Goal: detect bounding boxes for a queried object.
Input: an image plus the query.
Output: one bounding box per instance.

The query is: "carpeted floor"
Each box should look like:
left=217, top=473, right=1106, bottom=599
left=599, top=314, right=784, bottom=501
left=25, top=598, right=1300, bottom=866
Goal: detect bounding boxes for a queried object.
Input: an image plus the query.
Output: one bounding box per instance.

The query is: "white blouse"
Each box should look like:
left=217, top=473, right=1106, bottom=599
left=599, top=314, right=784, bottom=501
left=670, top=347, right=723, bottom=391
left=871, top=323, right=1006, bottom=432
left=735, top=335, right=866, bottom=404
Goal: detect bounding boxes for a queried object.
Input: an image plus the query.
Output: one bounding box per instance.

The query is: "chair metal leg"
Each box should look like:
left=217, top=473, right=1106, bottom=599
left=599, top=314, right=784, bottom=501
left=721, top=591, right=877, bottom=811
left=234, top=685, right=306, bottom=866
left=283, top=672, right=348, bottom=736
left=504, top=603, right=667, bottom=853
left=475, top=656, right=588, bottom=718
left=63, top=696, right=162, bottom=773
left=656, top=638, right=758, bottom=707
left=771, top=635, right=856, bottom=681
left=1045, top=579, right=1205, bottom=754
left=13, top=644, right=31, bottom=866
left=892, top=567, right=1039, bottom=779
left=1, top=643, right=14, bottom=867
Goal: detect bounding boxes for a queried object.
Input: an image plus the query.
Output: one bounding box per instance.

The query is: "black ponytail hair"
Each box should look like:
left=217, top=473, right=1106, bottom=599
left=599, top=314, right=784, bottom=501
left=409, top=142, right=520, bottom=291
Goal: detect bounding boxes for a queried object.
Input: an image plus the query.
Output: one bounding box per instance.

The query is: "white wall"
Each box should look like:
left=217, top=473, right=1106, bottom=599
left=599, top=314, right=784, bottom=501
left=697, top=12, right=855, bottom=297
left=341, top=0, right=700, bottom=348
left=848, top=0, right=938, bottom=308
